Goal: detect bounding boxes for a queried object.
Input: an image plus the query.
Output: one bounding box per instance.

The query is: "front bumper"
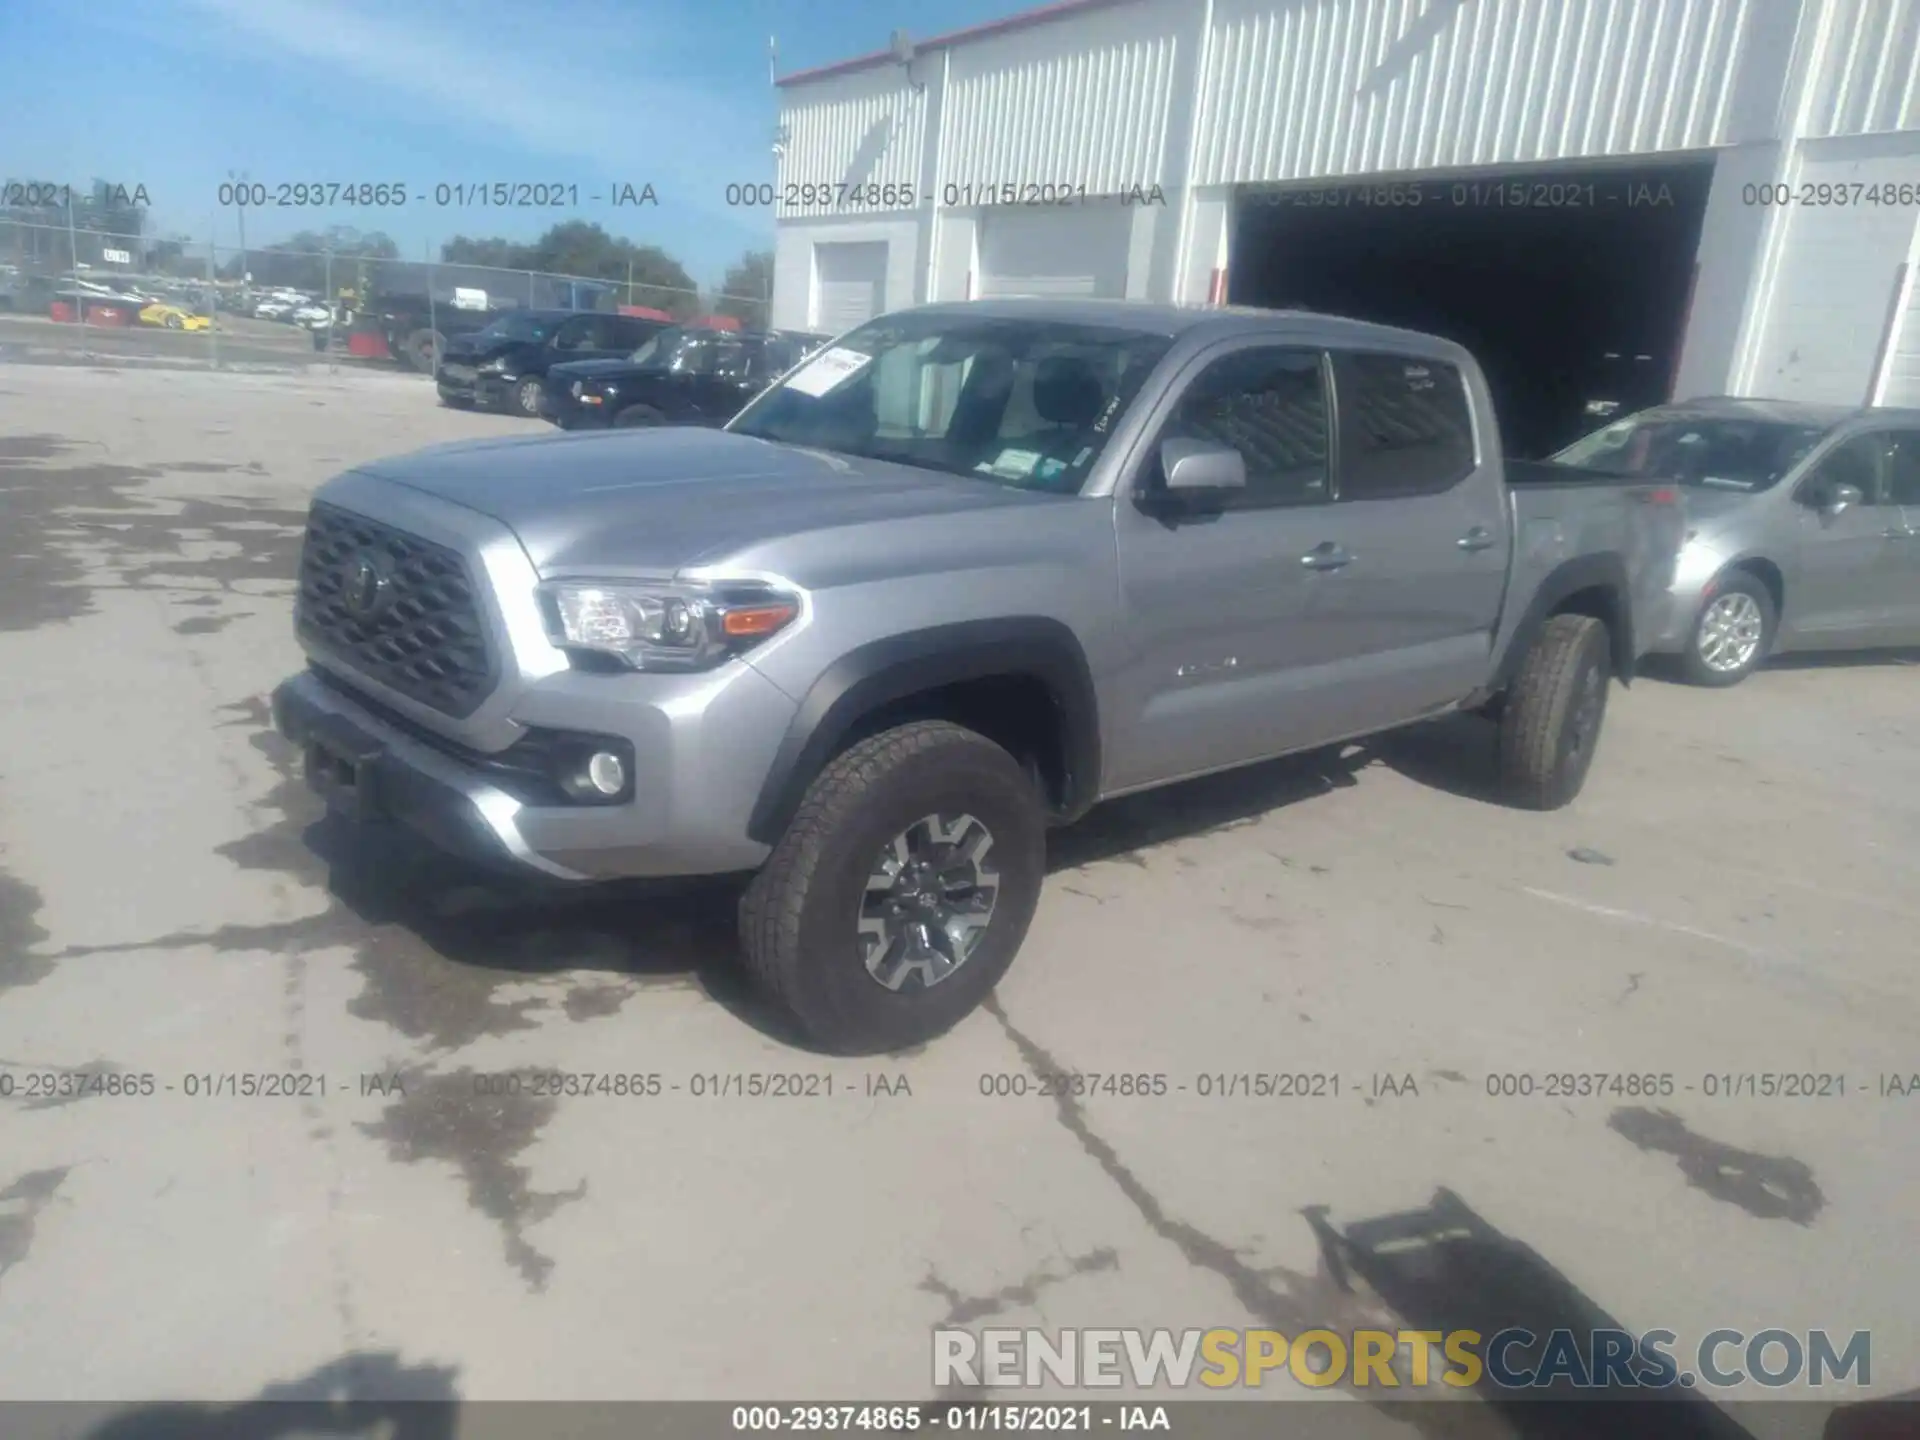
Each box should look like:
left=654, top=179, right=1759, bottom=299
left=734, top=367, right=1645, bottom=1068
left=542, top=381, right=612, bottom=428
left=271, top=659, right=795, bottom=882
left=436, top=366, right=516, bottom=409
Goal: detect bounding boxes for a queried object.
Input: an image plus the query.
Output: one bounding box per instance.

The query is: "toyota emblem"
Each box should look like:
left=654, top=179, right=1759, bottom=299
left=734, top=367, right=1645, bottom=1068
left=342, top=552, right=391, bottom=618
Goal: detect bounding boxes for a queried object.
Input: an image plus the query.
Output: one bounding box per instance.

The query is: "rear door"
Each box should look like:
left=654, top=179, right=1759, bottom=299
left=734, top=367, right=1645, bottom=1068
left=1298, top=350, right=1512, bottom=737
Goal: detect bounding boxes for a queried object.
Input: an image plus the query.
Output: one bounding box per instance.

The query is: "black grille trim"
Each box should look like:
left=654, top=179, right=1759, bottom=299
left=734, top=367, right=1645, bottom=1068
left=296, top=502, right=498, bottom=718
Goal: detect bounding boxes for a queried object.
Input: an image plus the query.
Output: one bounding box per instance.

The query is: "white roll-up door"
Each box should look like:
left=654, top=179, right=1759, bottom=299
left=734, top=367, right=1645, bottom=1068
left=977, top=208, right=1130, bottom=299
left=812, top=242, right=889, bottom=333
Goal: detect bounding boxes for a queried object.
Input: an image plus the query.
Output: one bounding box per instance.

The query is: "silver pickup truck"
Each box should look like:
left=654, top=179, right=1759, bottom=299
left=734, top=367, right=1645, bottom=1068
left=272, top=299, right=1685, bottom=1053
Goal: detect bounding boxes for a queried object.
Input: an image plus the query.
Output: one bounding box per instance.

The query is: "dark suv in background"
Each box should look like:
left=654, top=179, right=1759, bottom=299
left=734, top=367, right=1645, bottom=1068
left=437, top=310, right=670, bottom=417
left=543, top=326, right=830, bottom=429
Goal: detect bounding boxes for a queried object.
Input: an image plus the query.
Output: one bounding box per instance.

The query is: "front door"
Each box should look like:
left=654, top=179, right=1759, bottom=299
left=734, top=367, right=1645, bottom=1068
left=1880, top=429, right=1920, bottom=641
left=1107, top=342, right=1337, bottom=792
left=1783, top=433, right=1911, bottom=647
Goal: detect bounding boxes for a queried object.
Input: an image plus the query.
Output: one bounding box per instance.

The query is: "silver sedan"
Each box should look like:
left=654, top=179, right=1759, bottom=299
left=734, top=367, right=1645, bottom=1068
left=1543, top=398, right=1920, bottom=685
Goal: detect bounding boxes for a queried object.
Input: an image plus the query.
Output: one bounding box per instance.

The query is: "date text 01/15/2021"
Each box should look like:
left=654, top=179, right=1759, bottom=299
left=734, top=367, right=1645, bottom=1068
left=723, top=181, right=1169, bottom=210
left=212, top=181, right=659, bottom=208
left=730, top=1404, right=1171, bottom=1432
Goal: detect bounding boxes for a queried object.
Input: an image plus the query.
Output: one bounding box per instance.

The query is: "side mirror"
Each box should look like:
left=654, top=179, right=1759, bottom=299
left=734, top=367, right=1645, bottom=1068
left=1825, top=483, right=1863, bottom=518
left=1161, top=439, right=1247, bottom=493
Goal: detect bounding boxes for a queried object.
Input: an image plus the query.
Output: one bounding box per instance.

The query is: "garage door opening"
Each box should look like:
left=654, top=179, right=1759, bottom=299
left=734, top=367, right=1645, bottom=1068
left=812, top=241, right=889, bottom=333
left=1229, top=159, right=1713, bottom=458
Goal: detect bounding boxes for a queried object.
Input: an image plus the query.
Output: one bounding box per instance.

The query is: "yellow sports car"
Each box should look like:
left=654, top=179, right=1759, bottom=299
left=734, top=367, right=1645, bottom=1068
left=138, top=303, right=211, bottom=331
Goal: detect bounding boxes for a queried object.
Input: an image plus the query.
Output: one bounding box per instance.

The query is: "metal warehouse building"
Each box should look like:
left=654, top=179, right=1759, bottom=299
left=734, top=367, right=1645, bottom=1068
left=770, top=0, right=1920, bottom=455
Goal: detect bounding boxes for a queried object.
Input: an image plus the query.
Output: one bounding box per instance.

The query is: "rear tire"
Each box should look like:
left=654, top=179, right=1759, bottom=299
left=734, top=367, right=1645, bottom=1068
left=1679, top=572, right=1774, bottom=687
left=738, top=721, right=1047, bottom=1055
left=1498, top=613, right=1612, bottom=811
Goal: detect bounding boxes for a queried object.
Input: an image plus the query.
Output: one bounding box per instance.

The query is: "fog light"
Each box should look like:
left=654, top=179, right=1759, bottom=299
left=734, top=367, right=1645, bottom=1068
left=584, top=751, right=626, bottom=796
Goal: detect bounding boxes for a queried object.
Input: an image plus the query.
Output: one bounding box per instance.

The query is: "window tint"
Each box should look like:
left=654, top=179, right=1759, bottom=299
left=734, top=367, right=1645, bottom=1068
left=1884, top=431, right=1920, bottom=507
left=1799, top=435, right=1884, bottom=507
left=1151, top=347, right=1330, bottom=508
left=1333, top=352, right=1475, bottom=500
left=552, top=315, right=601, bottom=351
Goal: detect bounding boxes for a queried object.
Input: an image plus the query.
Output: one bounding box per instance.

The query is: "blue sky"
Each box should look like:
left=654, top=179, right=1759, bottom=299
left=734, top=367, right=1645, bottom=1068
left=2, top=0, right=1022, bottom=286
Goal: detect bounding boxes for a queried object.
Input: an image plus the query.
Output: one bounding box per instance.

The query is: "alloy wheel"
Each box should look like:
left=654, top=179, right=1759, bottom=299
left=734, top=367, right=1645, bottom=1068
left=857, top=813, right=1000, bottom=992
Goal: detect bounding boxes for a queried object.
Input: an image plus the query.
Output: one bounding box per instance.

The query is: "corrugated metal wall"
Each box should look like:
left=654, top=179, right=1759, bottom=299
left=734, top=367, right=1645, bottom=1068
left=1802, top=0, right=1920, bottom=137
left=775, top=68, right=928, bottom=220
left=1193, top=0, right=1757, bottom=185
left=939, top=1, right=1184, bottom=192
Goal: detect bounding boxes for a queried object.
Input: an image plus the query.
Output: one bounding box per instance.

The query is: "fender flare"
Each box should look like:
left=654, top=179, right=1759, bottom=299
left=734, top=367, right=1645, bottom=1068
left=746, top=617, right=1102, bottom=846
left=1490, top=552, right=1636, bottom=693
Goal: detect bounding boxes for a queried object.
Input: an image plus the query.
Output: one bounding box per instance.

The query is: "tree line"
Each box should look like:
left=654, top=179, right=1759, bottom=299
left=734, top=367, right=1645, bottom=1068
left=2, top=180, right=773, bottom=328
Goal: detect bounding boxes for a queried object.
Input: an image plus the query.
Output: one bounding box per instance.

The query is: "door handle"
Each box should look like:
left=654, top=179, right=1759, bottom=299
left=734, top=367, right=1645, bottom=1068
left=1301, top=542, right=1353, bottom=571
left=1457, top=526, right=1496, bottom=552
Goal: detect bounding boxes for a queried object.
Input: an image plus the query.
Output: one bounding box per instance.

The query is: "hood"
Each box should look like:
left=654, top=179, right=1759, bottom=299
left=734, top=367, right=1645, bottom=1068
left=353, top=427, right=1047, bottom=574
left=441, top=333, right=512, bottom=361
left=547, top=358, right=647, bottom=384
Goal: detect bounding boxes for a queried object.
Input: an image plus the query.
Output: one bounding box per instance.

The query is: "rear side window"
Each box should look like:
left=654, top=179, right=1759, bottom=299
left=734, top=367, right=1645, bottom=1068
left=1333, top=352, right=1476, bottom=500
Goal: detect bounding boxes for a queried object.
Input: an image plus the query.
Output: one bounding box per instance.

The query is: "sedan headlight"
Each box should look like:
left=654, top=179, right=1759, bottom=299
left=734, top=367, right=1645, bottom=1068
left=540, top=579, right=800, bottom=671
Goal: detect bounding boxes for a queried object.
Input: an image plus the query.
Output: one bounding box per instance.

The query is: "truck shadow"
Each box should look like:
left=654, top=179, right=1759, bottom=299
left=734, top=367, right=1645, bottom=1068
left=295, top=744, right=1380, bottom=1051
left=1301, top=1186, right=1899, bottom=1440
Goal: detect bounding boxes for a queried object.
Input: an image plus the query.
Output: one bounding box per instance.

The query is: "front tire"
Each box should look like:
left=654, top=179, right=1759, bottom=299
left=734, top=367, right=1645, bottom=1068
left=1680, top=572, right=1774, bottom=687
left=613, top=403, right=666, bottom=428
left=514, top=376, right=545, bottom=417
left=739, top=721, right=1047, bottom=1055
left=164, top=314, right=184, bottom=330
left=1498, top=613, right=1612, bottom=811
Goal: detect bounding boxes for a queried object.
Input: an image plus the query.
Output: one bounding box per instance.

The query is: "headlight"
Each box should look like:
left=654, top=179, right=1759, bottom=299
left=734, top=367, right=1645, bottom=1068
left=570, top=380, right=584, bottom=397
left=540, top=579, right=800, bottom=671
left=478, top=356, right=511, bottom=374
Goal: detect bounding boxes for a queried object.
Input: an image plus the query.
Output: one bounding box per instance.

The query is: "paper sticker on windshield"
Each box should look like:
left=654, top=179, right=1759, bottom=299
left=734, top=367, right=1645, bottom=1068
left=975, top=448, right=1042, bottom=479
left=784, top=346, right=873, bottom=398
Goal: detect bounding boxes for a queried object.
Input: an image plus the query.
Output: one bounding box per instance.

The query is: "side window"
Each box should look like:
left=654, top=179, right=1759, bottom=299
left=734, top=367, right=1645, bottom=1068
left=1797, top=435, right=1884, bottom=508
left=1883, top=431, right=1920, bottom=507
left=552, top=315, right=597, bottom=351
left=1149, top=346, right=1330, bottom=509
left=1332, top=352, right=1476, bottom=500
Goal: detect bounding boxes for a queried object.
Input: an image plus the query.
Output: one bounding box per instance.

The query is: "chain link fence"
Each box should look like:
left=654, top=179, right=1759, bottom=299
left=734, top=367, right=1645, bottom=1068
left=0, top=218, right=770, bottom=375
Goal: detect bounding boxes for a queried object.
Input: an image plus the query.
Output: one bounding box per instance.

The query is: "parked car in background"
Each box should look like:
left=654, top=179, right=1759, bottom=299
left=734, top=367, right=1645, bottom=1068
left=435, top=309, right=669, bottom=417
left=272, top=298, right=1684, bottom=1054
left=137, top=302, right=211, bottom=331
left=542, top=326, right=830, bottom=429
left=1544, top=397, right=1920, bottom=685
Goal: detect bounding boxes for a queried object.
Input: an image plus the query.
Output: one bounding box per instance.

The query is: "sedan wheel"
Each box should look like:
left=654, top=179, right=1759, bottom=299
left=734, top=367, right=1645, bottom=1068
left=1681, top=573, right=1776, bottom=688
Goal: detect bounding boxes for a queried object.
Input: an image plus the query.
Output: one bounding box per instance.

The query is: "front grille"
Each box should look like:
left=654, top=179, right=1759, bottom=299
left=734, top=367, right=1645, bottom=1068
left=296, top=502, right=496, bottom=717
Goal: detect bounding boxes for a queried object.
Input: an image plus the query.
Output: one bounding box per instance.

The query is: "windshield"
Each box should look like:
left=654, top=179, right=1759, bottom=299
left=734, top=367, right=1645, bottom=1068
left=1549, top=413, right=1829, bottom=493
left=727, top=314, right=1174, bottom=492
left=476, top=312, right=553, bottom=343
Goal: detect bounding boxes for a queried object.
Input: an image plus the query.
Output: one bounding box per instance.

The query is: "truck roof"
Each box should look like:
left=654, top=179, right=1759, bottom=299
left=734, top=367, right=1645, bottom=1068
left=897, top=297, right=1468, bottom=355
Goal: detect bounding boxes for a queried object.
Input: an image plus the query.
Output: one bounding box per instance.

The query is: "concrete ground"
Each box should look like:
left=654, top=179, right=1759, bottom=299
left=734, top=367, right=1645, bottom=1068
left=0, top=363, right=1914, bottom=1435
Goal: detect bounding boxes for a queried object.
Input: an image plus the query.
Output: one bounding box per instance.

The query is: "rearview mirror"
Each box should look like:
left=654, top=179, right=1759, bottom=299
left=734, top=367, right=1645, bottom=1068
left=1161, top=439, right=1246, bottom=492
left=1825, top=483, right=1863, bottom=518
